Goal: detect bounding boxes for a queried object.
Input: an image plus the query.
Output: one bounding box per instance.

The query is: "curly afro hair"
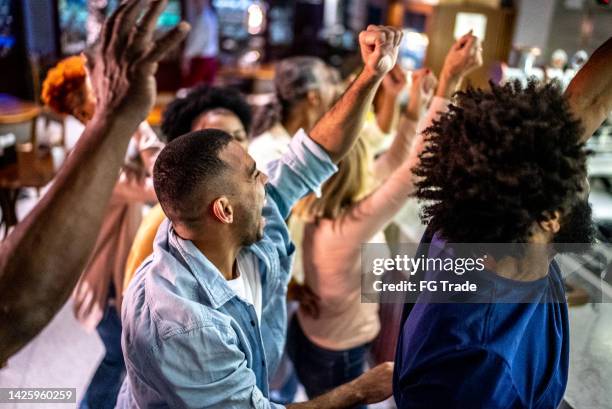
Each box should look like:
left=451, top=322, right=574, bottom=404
left=41, top=55, right=87, bottom=115
left=161, top=85, right=252, bottom=142
left=414, top=80, right=588, bottom=243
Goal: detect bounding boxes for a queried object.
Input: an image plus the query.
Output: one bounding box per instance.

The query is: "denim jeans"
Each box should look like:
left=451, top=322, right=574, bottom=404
left=79, top=301, right=125, bottom=409
left=287, top=316, right=368, bottom=408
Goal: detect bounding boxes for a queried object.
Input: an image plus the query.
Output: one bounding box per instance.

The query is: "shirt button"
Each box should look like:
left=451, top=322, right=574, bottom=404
left=262, top=360, right=265, bottom=367
left=250, top=320, right=255, bottom=326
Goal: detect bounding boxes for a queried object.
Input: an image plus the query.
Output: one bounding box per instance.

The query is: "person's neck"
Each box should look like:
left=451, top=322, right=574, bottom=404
left=192, top=236, right=241, bottom=280
left=488, top=245, right=553, bottom=282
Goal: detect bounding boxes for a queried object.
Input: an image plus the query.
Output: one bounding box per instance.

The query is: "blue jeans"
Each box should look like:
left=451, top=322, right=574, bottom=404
left=287, top=316, right=368, bottom=408
left=79, top=302, right=125, bottom=409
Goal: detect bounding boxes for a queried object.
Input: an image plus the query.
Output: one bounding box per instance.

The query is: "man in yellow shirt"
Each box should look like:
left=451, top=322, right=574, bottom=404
left=123, top=85, right=251, bottom=291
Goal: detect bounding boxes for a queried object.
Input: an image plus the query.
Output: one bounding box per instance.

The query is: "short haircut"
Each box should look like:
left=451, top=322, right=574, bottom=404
left=153, top=129, right=234, bottom=226
left=414, top=79, right=587, bottom=243
left=161, top=85, right=252, bottom=143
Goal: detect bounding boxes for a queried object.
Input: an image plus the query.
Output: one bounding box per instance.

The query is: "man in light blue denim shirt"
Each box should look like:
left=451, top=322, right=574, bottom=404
left=117, top=25, right=404, bottom=409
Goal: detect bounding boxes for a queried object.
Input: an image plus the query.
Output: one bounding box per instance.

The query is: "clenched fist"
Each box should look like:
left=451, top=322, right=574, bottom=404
left=436, top=30, right=483, bottom=98
left=441, top=30, right=483, bottom=81
left=359, top=25, right=404, bottom=79
left=89, top=0, right=190, bottom=125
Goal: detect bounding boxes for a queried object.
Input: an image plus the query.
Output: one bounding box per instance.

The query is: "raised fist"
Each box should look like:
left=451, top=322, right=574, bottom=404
left=359, top=25, right=404, bottom=78
left=440, top=30, right=483, bottom=81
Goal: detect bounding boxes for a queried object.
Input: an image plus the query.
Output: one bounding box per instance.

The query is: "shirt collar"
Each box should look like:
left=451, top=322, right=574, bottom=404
left=161, top=219, right=237, bottom=309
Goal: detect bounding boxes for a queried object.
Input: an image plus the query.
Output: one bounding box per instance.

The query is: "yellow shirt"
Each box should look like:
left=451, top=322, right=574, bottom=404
left=123, top=204, right=166, bottom=292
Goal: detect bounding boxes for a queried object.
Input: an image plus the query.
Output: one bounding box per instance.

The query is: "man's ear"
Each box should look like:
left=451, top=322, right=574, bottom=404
left=306, top=90, right=322, bottom=108
left=211, top=196, right=233, bottom=224
left=538, top=210, right=561, bottom=234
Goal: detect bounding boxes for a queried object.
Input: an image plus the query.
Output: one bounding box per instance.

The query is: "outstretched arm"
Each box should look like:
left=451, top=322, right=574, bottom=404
left=565, top=36, right=612, bottom=143
left=310, top=25, right=403, bottom=163
left=436, top=31, right=483, bottom=100
left=373, top=68, right=437, bottom=180
left=0, top=0, right=189, bottom=363
left=287, top=362, right=394, bottom=409
left=375, top=64, right=407, bottom=133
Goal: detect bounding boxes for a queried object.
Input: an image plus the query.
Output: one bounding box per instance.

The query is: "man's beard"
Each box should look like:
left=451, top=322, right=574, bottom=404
left=553, top=199, right=596, bottom=254
left=240, top=214, right=263, bottom=246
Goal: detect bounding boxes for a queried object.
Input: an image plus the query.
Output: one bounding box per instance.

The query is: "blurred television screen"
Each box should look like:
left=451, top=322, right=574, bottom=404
left=58, top=0, right=182, bottom=55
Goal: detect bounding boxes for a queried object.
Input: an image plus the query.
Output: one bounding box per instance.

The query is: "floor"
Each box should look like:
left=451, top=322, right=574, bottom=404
left=565, top=304, right=612, bottom=409
left=0, top=301, right=103, bottom=408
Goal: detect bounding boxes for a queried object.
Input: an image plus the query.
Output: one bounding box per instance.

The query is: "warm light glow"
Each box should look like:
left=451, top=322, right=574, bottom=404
left=454, top=12, right=487, bottom=41
left=240, top=50, right=261, bottom=66
left=403, top=31, right=429, bottom=48
left=247, top=4, right=265, bottom=35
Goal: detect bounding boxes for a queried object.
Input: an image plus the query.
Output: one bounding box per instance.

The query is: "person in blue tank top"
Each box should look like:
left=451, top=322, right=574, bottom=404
left=393, top=35, right=612, bottom=409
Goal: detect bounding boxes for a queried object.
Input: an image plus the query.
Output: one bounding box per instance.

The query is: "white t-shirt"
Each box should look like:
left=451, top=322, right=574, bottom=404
left=226, top=252, right=263, bottom=322
left=249, top=123, right=292, bottom=172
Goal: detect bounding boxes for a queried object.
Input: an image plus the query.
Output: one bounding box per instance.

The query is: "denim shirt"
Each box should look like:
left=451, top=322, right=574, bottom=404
left=116, top=130, right=337, bottom=409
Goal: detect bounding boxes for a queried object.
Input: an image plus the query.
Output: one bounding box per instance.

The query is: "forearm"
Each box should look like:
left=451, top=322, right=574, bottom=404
left=565, top=36, right=612, bottom=142
left=287, top=381, right=363, bottom=409
left=372, top=116, right=417, bottom=180
left=375, top=88, right=399, bottom=134
left=436, top=72, right=461, bottom=100
left=348, top=135, right=424, bottom=241
left=310, top=70, right=383, bottom=163
left=0, top=111, right=138, bottom=361
left=405, top=94, right=422, bottom=122
left=417, top=96, right=451, bottom=135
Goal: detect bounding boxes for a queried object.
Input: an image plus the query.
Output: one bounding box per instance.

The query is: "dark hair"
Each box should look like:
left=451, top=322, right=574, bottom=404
left=153, top=129, right=233, bottom=225
left=161, top=85, right=252, bottom=142
left=251, top=56, right=330, bottom=136
left=414, top=80, right=587, bottom=243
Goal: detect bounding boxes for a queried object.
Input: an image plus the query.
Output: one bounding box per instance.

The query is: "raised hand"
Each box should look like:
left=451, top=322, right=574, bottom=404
left=359, top=25, right=404, bottom=79
left=90, top=0, right=190, bottom=123
left=0, top=0, right=190, bottom=365
left=437, top=31, right=483, bottom=98
left=442, top=30, right=483, bottom=79
left=406, top=68, right=437, bottom=120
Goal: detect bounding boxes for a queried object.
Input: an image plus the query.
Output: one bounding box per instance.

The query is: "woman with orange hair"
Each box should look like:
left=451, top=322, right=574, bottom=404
left=41, top=54, right=163, bottom=409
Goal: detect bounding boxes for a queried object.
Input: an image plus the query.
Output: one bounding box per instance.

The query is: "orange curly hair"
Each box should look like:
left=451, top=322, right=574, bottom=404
left=41, top=55, right=88, bottom=115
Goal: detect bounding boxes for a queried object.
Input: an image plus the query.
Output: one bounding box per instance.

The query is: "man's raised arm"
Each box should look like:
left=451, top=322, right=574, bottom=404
left=0, top=0, right=189, bottom=363
left=565, top=36, right=612, bottom=143
left=309, top=25, right=403, bottom=163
